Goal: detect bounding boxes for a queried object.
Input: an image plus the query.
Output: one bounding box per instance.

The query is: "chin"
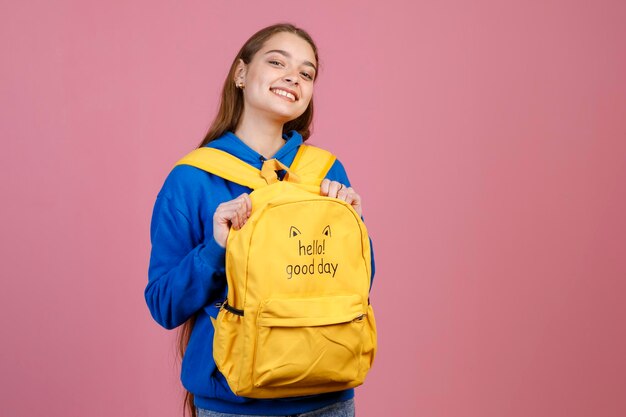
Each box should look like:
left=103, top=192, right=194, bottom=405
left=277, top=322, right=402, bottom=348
left=269, top=108, right=306, bottom=123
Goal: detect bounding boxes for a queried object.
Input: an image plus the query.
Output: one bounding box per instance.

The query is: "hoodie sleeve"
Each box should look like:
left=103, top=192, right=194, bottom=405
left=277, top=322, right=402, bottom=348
left=144, top=169, right=226, bottom=330
left=325, top=159, right=376, bottom=289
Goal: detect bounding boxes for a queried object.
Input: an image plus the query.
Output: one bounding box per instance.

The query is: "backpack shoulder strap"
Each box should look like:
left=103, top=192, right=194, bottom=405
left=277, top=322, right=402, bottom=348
left=175, top=144, right=336, bottom=189
left=175, top=147, right=268, bottom=189
left=290, top=144, right=337, bottom=185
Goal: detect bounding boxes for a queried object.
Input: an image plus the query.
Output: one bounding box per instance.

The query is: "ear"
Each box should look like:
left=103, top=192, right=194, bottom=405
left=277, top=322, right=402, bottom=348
left=233, top=58, right=247, bottom=83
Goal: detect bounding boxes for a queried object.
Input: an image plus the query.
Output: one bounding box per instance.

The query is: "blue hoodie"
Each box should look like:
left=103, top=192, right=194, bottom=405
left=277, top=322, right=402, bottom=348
left=145, top=130, right=375, bottom=415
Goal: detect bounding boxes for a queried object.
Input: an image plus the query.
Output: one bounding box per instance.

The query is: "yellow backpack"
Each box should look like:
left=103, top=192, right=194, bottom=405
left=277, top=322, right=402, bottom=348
left=176, top=144, right=377, bottom=398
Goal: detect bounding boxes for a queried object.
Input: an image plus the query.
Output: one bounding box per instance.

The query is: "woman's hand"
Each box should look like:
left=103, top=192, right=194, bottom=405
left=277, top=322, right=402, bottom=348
left=320, top=179, right=363, bottom=217
left=213, top=193, right=252, bottom=248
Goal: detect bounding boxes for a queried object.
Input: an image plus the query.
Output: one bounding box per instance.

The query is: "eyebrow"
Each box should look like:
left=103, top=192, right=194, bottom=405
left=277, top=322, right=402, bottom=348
left=264, top=49, right=317, bottom=73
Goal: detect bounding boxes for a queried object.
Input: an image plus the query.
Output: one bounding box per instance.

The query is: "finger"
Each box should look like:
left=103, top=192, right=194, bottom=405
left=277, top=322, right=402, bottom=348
left=217, top=193, right=249, bottom=209
left=217, top=200, right=243, bottom=213
left=216, top=195, right=249, bottom=230
left=242, top=194, right=252, bottom=216
left=233, top=194, right=251, bottom=220
left=320, top=178, right=330, bottom=196
left=320, top=179, right=331, bottom=196
left=328, top=181, right=343, bottom=198
left=237, top=198, right=249, bottom=228
left=347, top=190, right=362, bottom=217
left=346, top=189, right=361, bottom=206
left=237, top=198, right=249, bottom=229
left=228, top=207, right=242, bottom=229
left=233, top=206, right=243, bottom=230
left=215, top=207, right=238, bottom=228
left=337, top=185, right=351, bottom=202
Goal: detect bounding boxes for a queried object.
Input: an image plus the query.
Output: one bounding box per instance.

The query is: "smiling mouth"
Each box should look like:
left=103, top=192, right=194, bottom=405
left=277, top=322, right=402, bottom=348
left=270, top=88, right=297, bottom=102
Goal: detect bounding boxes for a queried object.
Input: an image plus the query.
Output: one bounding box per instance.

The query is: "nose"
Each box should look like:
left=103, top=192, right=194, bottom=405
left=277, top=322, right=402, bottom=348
left=283, top=72, right=299, bottom=85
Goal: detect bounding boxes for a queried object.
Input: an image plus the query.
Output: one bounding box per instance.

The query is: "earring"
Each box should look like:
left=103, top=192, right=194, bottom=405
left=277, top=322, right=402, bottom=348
left=236, top=81, right=245, bottom=89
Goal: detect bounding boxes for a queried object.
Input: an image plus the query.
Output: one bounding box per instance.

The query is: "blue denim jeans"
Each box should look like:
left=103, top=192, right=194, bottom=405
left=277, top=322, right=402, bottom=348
left=196, top=398, right=355, bottom=417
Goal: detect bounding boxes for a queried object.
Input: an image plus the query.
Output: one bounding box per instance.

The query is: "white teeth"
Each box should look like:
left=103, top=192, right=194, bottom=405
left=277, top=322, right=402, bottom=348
left=271, top=88, right=296, bottom=101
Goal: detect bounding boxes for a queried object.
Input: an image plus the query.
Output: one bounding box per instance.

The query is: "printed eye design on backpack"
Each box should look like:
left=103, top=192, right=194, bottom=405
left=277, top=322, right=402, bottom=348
left=286, top=225, right=338, bottom=280
left=176, top=144, right=377, bottom=399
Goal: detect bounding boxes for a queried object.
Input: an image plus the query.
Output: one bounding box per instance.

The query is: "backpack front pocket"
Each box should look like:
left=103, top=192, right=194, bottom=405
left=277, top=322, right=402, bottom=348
left=252, top=294, right=367, bottom=390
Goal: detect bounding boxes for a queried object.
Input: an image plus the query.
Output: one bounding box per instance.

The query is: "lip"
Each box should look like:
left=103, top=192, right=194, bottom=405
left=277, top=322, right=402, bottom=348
left=270, top=86, right=299, bottom=101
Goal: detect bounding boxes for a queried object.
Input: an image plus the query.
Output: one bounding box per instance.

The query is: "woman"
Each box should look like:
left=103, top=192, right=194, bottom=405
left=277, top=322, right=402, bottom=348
left=145, top=23, right=375, bottom=417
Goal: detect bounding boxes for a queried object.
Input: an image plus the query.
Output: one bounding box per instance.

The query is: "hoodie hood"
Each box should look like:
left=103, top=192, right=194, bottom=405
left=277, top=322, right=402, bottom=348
left=206, top=130, right=303, bottom=169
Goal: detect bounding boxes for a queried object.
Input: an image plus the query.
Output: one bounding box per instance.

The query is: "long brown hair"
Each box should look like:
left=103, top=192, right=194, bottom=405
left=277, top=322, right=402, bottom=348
left=178, top=23, right=320, bottom=417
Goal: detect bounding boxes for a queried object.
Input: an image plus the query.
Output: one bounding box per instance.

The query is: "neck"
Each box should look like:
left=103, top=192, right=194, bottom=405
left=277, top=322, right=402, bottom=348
left=234, top=111, right=287, bottom=159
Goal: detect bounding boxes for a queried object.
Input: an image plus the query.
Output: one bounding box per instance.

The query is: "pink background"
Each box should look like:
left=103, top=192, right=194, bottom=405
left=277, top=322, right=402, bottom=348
left=2, top=1, right=625, bottom=416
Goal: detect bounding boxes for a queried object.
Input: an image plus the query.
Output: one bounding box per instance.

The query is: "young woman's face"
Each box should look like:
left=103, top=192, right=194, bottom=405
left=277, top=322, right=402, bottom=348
left=236, top=32, right=317, bottom=124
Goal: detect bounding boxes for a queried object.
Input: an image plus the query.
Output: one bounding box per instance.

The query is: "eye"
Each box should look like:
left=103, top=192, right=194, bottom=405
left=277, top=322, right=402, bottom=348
left=301, top=72, right=314, bottom=80
left=268, top=60, right=283, bottom=66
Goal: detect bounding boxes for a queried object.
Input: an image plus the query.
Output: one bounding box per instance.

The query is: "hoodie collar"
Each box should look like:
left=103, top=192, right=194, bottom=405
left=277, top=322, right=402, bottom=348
left=208, top=130, right=303, bottom=167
